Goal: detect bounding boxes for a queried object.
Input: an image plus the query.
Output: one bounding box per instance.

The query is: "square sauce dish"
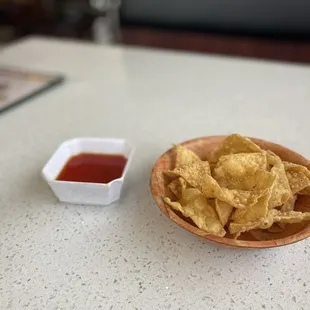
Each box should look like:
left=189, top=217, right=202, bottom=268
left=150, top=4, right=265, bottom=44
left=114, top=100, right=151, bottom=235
left=42, top=138, right=133, bottom=206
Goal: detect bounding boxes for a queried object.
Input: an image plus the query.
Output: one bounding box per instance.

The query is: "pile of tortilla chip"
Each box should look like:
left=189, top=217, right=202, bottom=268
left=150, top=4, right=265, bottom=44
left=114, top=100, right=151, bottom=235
left=163, top=134, right=310, bottom=239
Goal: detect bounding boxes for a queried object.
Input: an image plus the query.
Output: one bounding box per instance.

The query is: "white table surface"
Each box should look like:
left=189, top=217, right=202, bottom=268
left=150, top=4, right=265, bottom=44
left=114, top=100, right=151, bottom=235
left=1, top=36, right=310, bottom=310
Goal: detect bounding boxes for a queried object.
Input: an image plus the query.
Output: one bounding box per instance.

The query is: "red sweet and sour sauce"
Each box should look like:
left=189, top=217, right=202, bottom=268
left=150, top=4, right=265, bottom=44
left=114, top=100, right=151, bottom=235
left=56, top=153, right=127, bottom=184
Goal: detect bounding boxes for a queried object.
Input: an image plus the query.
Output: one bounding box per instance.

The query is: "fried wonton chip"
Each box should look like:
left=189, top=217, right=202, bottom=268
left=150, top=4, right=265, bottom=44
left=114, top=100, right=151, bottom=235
left=253, top=209, right=310, bottom=231
left=283, top=162, right=310, bottom=194
left=268, top=161, right=291, bottom=209
left=211, top=134, right=262, bottom=163
left=215, top=199, right=234, bottom=226
left=229, top=221, right=262, bottom=237
left=205, top=177, right=269, bottom=209
left=231, top=208, right=310, bottom=238
left=229, top=207, right=274, bottom=237
left=164, top=145, right=202, bottom=179
left=271, top=209, right=310, bottom=224
left=171, top=161, right=269, bottom=208
left=213, top=152, right=268, bottom=190
left=266, top=150, right=281, bottom=167
left=175, top=144, right=201, bottom=168
left=163, top=189, right=226, bottom=237
left=231, top=192, right=270, bottom=224
left=258, top=208, right=310, bottom=229
left=281, top=194, right=297, bottom=212
left=171, top=160, right=211, bottom=187
left=167, top=177, right=189, bottom=199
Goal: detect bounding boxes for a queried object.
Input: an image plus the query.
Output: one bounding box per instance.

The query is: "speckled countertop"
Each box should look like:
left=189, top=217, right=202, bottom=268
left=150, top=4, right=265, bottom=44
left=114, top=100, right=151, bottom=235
left=0, top=37, right=310, bottom=310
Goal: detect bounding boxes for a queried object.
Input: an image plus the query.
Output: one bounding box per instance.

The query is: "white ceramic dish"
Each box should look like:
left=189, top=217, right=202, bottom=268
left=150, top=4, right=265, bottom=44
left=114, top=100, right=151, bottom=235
left=42, top=138, right=133, bottom=206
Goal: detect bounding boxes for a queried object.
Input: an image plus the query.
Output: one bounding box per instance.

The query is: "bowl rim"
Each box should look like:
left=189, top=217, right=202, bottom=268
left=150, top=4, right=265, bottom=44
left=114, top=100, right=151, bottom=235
left=150, top=135, right=310, bottom=249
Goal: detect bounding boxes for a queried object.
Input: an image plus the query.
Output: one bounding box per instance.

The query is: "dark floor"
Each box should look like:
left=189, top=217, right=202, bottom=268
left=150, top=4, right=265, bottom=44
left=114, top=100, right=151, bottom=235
left=122, top=27, right=310, bottom=64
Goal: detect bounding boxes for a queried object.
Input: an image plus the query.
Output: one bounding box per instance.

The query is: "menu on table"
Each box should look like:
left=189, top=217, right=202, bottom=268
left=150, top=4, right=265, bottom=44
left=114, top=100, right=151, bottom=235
left=0, top=67, right=64, bottom=113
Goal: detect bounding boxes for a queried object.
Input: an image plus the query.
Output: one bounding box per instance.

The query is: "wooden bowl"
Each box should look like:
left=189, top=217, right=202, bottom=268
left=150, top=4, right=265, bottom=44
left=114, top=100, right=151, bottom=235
left=150, top=136, right=310, bottom=249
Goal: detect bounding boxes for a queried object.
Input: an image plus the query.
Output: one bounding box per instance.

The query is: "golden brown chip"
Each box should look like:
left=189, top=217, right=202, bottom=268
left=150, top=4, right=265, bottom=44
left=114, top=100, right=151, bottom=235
left=281, top=194, right=297, bottom=212
left=268, top=161, right=291, bottom=209
left=258, top=210, right=277, bottom=229
left=175, top=144, right=200, bottom=168
left=211, top=134, right=262, bottom=163
left=213, top=152, right=267, bottom=190
left=164, top=188, right=202, bottom=215
left=206, top=178, right=268, bottom=209
left=257, top=208, right=310, bottom=229
left=229, top=221, right=262, bottom=237
left=231, top=192, right=270, bottom=224
left=179, top=187, right=203, bottom=204
left=248, top=209, right=310, bottom=229
left=164, top=145, right=202, bottom=179
left=237, top=209, right=310, bottom=238
left=266, top=150, right=281, bottom=167
left=215, top=199, right=234, bottom=226
left=229, top=207, right=275, bottom=237
left=254, top=170, right=277, bottom=191
left=283, top=162, right=310, bottom=194
left=169, top=160, right=211, bottom=187
left=163, top=189, right=226, bottom=237
left=271, top=209, right=310, bottom=224
left=167, top=177, right=189, bottom=199
left=171, top=161, right=270, bottom=208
